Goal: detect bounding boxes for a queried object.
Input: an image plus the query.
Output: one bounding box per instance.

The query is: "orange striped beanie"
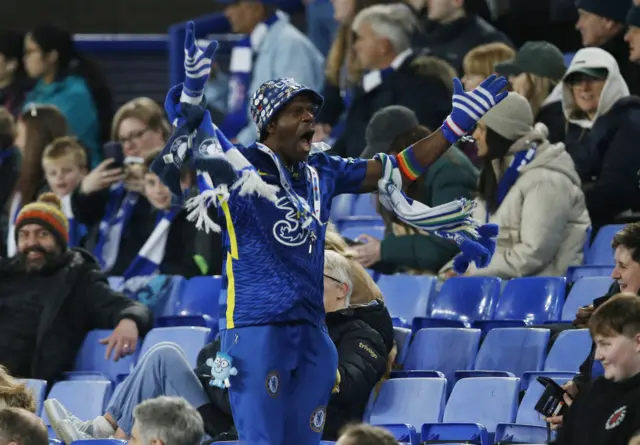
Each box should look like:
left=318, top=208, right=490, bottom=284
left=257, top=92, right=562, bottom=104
left=15, top=193, right=69, bottom=247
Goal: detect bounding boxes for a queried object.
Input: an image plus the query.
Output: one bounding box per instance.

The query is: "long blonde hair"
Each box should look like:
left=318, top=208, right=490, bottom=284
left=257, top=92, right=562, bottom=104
left=520, top=73, right=557, bottom=117
left=0, top=366, right=36, bottom=413
left=463, top=42, right=516, bottom=79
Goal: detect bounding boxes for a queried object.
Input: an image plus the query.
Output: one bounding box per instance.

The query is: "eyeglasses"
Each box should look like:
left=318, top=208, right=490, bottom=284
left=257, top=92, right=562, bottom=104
left=119, top=127, right=149, bottom=145
left=324, top=274, right=342, bottom=284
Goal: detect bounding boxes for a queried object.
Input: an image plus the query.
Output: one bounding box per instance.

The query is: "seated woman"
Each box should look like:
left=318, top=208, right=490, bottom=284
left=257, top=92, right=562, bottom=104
left=441, top=92, right=590, bottom=279
left=45, top=250, right=394, bottom=444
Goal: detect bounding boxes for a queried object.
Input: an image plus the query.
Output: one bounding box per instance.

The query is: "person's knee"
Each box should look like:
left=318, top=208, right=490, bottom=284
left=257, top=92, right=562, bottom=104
left=143, top=342, right=187, bottom=367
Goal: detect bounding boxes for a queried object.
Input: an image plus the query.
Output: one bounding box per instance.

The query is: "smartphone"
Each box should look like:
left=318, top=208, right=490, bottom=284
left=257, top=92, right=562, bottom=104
left=103, top=142, right=125, bottom=168
left=534, top=376, right=571, bottom=417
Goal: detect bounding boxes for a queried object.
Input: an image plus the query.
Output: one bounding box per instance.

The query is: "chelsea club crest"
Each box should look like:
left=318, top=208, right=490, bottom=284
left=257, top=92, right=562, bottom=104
left=266, top=371, right=280, bottom=397
left=199, top=137, right=225, bottom=158
left=165, top=135, right=189, bottom=169
left=310, top=406, right=326, bottom=433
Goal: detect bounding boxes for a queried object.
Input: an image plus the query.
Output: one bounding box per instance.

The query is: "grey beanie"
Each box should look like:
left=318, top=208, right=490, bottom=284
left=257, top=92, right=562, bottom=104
left=480, top=92, right=533, bottom=140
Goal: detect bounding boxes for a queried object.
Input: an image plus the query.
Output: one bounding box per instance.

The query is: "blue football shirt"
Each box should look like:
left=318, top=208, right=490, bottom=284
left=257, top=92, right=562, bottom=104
left=217, top=144, right=368, bottom=330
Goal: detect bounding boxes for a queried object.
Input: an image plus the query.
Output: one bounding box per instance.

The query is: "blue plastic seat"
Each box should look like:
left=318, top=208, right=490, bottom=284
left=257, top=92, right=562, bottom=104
left=422, top=377, right=520, bottom=445
left=43, top=380, right=112, bottom=426
left=561, top=277, right=612, bottom=321
left=340, top=225, right=385, bottom=242
left=413, top=277, right=501, bottom=330
left=22, top=379, right=47, bottom=416
left=585, top=224, right=625, bottom=265
left=352, top=193, right=379, bottom=217
left=158, top=276, right=222, bottom=330
left=566, top=265, right=614, bottom=283
left=338, top=216, right=384, bottom=231
left=123, top=275, right=186, bottom=317
left=368, top=378, right=447, bottom=430
left=71, top=441, right=127, bottom=445
left=373, top=424, right=419, bottom=445
left=68, top=329, right=139, bottom=382
left=475, top=277, right=565, bottom=331
left=456, top=328, right=550, bottom=381
left=495, top=376, right=571, bottom=444
left=139, top=327, right=211, bottom=368
left=393, top=327, right=412, bottom=365
left=404, top=328, right=480, bottom=391
left=376, top=275, right=436, bottom=327
left=330, top=193, right=355, bottom=221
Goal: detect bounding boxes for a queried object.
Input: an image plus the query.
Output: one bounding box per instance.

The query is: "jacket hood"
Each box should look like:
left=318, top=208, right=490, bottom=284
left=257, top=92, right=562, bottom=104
left=326, top=299, right=395, bottom=351
left=498, top=124, right=582, bottom=188
left=561, top=47, right=630, bottom=128
left=0, top=247, right=98, bottom=273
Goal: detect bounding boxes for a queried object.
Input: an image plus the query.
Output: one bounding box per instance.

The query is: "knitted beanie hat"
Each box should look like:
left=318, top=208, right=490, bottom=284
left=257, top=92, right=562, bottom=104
left=15, top=193, right=69, bottom=247
left=575, top=0, right=632, bottom=24
left=480, top=92, right=534, bottom=140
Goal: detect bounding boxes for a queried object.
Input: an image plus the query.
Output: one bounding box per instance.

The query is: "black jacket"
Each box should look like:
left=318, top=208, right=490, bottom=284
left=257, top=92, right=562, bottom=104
left=537, top=101, right=566, bottom=145
left=564, top=97, right=640, bottom=232
left=321, top=54, right=453, bottom=159
left=195, top=300, right=394, bottom=441
left=0, top=248, right=152, bottom=382
left=556, top=372, right=640, bottom=445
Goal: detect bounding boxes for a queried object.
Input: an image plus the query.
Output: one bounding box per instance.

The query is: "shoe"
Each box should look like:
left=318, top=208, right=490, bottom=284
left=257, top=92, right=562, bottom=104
left=44, top=399, right=95, bottom=445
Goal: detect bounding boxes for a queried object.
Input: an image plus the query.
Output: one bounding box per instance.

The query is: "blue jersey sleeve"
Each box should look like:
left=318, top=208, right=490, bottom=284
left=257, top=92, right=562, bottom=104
left=311, top=153, right=369, bottom=197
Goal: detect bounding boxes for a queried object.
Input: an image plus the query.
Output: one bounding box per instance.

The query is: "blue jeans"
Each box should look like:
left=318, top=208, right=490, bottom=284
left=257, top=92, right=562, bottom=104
left=106, top=342, right=210, bottom=435
left=306, top=0, right=338, bottom=57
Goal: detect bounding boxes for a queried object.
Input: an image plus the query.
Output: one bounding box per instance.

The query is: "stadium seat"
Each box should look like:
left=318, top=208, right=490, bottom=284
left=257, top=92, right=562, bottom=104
left=22, top=379, right=47, bottom=416
left=352, top=194, right=379, bottom=217
left=338, top=216, right=384, bottom=231
left=158, top=276, right=222, bottom=330
left=495, top=376, right=571, bottom=444
left=139, top=327, right=211, bottom=368
left=566, top=265, right=614, bottom=283
left=340, top=225, right=385, bottom=242
left=421, top=377, right=519, bottom=445
left=330, top=194, right=355, bottom=221
left=68, top=329, right=139, bottom=382
left=404, top=328, right=481, bottom=391
left=123, top=275, right=186, bottom=317
left=393, top=327, right=412, bottom=365
left=413, top=277, right=501, bottom=330
left=521, top=329, right=591, bottom=389
left=376, top=275, right=436, bottom=327
left=43, top=380, right=112, bottom=426
left=585, top=224, right=625, bottom=265
left=71, top=441, right=126, bottom=445
left=474, top=277, right=565, bottom=331
left=561, top=277, right=612, bottom=321
left=368, top=378, right=447, bottom=430
left=373, top=424, right=419, bottom=445
left=456, top=328, right=549, bottom=381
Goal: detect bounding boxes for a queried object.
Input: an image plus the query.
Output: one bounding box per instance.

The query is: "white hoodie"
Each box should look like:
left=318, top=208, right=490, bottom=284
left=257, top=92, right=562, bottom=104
left=561, top=47, right=630, bottom=129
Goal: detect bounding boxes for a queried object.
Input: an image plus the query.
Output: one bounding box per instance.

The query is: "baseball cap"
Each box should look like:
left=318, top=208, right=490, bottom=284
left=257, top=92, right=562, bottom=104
left=564, top=67, right=609, bottom=84
left=495, top=41, right=567, bottom=81
left=361, top=106, right=419, bottom=159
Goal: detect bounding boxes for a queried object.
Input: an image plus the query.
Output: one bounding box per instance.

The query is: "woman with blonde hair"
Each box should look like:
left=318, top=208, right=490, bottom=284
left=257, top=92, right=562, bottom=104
left=110, top=97, right=170, bottom=159
left=0, top=366, right=37, bottom=413
left=495, top=41, right=567, bottom=143
left=461, top=42, right=515, bottom=91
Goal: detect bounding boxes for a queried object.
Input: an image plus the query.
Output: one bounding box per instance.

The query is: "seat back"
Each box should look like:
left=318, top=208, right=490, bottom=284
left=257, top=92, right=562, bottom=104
left=495, top=277, right=566, bottom=323
left=340, top=225, right=385, bottom=241
left=330, top=194, right=355, bottom=221
left=544, top=329, right=592, bottom=372
left=377, top=275, right=436, bottom=323
left=122, top=275, right=186, bottom=316
left=352, top=194, right=379, bottom=217
left=139, top=327, right=211, bottom=367
left=393, top=327, right=412, bottom=365
left=475, top=328, right=550, bottom=376
left=566, top=265, right=614, bottom=283
left=429, top=277, right=501, bottom=323
left=166, top=276, right=222, bottom=319
left=369, top=378, right=447, bottom=428
left=22, top=379, right=47, bottom=416
left=43, top=381, right=111, bottom=424
left=561, top=277, right=612, bottom=321
left=73, top=330, right=138, bottom=381
left=585, top=224, right=624, bottom=265
left=404, top=328, right=481, bottom=383
left=516, top=377, right=571, bottom=425
left=444, top=377, right=519, bottom=433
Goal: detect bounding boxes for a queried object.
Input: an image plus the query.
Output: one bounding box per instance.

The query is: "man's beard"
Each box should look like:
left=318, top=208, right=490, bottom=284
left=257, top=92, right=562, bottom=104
left=17, top=246, right=61, bottom=272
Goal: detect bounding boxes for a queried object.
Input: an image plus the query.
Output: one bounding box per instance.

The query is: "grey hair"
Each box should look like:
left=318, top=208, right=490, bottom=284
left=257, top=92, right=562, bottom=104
left=352, top=3, right=417, bottom=54
left=324, top=250, right=353, bottom=307
left=133, top=397, right=204, bottom=445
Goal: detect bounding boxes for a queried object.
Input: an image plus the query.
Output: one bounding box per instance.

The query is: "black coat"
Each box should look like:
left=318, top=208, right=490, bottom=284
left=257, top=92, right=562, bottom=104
left=564, top=97, right=640, bottom=232
left=194, top=300, right=394, bottom=441
left=323, top=54, right=453, bottom=159
left=0, top=248, right=152, bottom=382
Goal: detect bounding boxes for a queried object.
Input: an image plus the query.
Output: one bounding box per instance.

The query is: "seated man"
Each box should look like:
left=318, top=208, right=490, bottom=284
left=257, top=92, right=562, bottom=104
left=45, top=250, right=394, bottom=443
left=129, top=397, right=204, bottom=445
left=555, top=294, right=640, bottom=445
left=0, top=193, right=152, bottom=382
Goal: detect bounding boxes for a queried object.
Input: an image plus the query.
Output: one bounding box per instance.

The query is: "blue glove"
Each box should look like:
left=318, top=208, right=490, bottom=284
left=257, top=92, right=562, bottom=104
left=441, top=74, right=509, bottom=144
left=452, top=223, right=499, bottom=274
left=181, top=21, right=219, bottom=105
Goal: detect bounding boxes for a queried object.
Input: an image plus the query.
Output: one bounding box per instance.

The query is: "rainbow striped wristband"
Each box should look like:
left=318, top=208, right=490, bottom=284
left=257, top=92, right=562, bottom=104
left=396, top=144, right=426, bottom=181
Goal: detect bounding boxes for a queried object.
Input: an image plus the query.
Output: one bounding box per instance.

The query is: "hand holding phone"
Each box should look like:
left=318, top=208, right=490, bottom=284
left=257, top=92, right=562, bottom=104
left=103, top=142, right=125, bottom=168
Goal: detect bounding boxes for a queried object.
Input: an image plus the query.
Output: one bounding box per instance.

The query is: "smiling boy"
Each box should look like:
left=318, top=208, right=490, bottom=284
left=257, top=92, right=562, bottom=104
left=556, top=293, right=640, bottom=445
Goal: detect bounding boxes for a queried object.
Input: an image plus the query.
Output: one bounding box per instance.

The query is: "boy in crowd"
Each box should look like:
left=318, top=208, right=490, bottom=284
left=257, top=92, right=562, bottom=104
left=556, top=293, right=640, bottom=445
left=41, top=137, right=88, bottom=247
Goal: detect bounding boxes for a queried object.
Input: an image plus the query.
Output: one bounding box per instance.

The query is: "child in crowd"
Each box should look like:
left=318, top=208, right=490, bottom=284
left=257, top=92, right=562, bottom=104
left=120, top=150, right=222, bottom=280
left=41, top=137, right=88, bottom=247
left=557, top=293, right=640, bottom=445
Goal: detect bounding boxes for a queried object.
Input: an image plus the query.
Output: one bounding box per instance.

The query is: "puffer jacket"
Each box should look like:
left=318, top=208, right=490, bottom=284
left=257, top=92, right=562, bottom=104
left=446, top=125, right=591, bottom=278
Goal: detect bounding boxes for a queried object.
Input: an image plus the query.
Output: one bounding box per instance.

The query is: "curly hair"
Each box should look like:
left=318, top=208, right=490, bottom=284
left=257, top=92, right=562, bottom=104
left=0, top=366, right=37, bottom=413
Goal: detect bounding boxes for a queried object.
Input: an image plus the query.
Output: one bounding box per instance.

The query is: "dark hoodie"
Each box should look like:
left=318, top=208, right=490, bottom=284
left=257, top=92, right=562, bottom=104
left=194, top=300, right=394, bottom=441
left=0, top=247, right=152, bottom=382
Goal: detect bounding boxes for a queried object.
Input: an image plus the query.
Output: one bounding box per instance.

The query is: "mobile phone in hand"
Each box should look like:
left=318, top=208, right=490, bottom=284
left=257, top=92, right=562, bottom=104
left=103, top=142, right=125, bottom=168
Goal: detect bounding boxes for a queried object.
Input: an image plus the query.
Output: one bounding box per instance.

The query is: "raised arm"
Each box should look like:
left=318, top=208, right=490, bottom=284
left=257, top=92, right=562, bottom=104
left=360, top=75, right=508, bottom=192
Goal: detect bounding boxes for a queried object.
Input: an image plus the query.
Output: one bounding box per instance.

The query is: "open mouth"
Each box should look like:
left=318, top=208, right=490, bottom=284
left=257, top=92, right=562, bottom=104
left=300, top=129, right=315, bottom=150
